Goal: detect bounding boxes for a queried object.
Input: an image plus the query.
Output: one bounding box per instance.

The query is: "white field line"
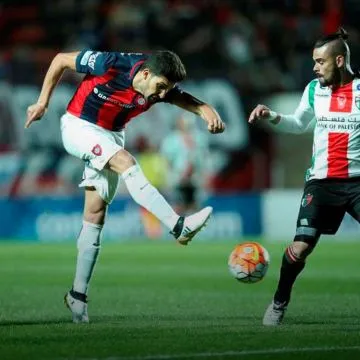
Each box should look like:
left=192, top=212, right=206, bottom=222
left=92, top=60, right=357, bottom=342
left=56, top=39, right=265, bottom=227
left=61, top=345, right=360, bottom=360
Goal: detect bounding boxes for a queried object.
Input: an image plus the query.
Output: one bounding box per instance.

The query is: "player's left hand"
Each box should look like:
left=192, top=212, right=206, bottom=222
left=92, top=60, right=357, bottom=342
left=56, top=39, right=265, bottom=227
left=200, top=105, right=225, bottom=134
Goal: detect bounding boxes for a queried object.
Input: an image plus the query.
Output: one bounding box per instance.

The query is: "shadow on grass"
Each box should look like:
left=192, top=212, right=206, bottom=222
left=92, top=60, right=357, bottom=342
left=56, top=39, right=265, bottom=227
left=0, top=314, right=261, bottom=327
left=0, top=318, right=71, bottom=326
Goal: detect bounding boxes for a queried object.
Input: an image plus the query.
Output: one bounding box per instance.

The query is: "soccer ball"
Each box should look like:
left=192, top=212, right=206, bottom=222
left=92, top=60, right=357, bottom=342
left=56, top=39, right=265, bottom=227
left=228, top=242, right=270, bottom=283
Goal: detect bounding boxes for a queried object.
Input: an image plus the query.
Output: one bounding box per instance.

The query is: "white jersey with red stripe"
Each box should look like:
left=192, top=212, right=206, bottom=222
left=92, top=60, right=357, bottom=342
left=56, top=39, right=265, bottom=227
left=276, top=78, right=360, bottom=180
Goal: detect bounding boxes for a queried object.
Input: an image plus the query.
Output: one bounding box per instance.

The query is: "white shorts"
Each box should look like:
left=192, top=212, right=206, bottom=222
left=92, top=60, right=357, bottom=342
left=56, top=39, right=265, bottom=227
left=60, top=112, right=125, bottom=204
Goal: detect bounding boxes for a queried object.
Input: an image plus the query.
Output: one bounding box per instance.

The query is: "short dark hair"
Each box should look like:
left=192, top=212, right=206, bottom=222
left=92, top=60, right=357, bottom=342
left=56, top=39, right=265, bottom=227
left=314, top=27, right=349, bottom=56
left=140, top=50, right=187, bottom=83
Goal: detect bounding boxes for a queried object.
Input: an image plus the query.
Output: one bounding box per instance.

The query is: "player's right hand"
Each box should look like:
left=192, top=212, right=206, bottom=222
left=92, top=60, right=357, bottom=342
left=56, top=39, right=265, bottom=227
left=25, top=103, right=47, bottom=128
left=248, top=104, right=271, bottom=124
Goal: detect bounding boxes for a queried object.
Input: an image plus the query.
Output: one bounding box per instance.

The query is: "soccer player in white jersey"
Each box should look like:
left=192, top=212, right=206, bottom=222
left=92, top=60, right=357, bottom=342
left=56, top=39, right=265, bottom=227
left=249, top=27, right=360, bottom=325
left=25, top=50, right=225, bottom=323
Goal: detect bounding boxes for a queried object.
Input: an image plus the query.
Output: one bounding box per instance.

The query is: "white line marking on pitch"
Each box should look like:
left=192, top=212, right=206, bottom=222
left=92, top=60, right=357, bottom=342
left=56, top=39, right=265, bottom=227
left=64, top=345, right=360, bottom=360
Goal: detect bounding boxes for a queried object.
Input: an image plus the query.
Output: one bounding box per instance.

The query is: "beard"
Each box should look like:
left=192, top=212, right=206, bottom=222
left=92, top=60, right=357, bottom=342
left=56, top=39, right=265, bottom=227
left=318, top=76, right=329, bottom=86
left=318, top=68, right=341, bottom=87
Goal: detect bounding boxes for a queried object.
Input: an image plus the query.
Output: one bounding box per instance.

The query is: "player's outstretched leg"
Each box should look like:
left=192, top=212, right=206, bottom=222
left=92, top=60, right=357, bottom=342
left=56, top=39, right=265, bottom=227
left=263, top=243, right=306, bottom=326
left=64, top=289, right=89, bottom=323
left=121, top=164, right=212, bottom=244
left=171, top=206, right=213, bottom=245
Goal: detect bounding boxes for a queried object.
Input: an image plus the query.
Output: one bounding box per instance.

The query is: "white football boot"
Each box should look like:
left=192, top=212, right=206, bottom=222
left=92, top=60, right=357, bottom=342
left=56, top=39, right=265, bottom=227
left=172, top=206, right=213, bottom=245
left=64, top=290, right=89, bottom=323
left=262, top=300, right=288, bottom=326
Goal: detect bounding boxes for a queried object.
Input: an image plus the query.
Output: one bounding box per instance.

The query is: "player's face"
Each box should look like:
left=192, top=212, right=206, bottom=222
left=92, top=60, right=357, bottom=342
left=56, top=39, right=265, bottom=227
left=143, top=73, right=175, bottom=103
left=313, top=45, right=341, bottom=86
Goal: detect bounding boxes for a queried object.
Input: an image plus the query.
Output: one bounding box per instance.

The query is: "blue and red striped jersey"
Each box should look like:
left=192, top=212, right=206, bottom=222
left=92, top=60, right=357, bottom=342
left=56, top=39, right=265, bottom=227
left=67, top=50, right=180, bottom=131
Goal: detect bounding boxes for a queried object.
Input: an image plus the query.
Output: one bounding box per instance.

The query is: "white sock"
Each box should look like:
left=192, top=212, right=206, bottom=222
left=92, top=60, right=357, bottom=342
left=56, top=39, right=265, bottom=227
left=73, top=221, right=102, bottom=295
left=122, top=164, right=180, bottom=230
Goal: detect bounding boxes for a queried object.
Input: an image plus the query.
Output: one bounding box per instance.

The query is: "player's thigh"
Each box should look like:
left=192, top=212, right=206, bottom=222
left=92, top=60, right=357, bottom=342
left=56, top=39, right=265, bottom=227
left=296, top=180, right=346, bottom=236
left=60, top=112, right=125, bottom=171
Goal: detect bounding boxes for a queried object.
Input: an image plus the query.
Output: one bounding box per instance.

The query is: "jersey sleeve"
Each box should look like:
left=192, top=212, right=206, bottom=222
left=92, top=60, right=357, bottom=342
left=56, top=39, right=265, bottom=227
left=162, top=86, right=183, bottom=103
left=273, top=80, right=316, bottom=133
left=76, top=50, right=117, bottom=75
left=76, top=50, right=149, bottom=75
left=293, top=80, right=316, bottom=123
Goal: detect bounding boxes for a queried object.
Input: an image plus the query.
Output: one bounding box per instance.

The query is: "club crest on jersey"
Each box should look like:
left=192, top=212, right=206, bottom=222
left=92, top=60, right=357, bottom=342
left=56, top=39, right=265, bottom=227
left=337, top=93, right=347, bottom=110
left=136, top=96, right=146, bottom=106
left=301, top=193, right=313, bottom=207
left=355, top=95, right=360, bottom=110
left=91, top=144, right=102, bottom=156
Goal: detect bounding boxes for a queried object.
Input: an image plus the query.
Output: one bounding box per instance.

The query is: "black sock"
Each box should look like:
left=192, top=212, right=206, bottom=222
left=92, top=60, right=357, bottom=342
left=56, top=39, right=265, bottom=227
left=273, top=248, right=306, bottom=305
left=70, top=289, right=87, bottom=303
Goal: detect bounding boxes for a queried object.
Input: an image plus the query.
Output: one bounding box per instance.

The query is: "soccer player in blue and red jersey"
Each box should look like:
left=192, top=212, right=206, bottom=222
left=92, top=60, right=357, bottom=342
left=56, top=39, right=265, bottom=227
left=25, top=50, right=225, bottom=323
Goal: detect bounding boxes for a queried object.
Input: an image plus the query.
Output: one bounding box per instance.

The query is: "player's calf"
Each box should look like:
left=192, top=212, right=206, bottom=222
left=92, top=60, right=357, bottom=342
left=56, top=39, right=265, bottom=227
left=264, top=238, right=317, bottom=326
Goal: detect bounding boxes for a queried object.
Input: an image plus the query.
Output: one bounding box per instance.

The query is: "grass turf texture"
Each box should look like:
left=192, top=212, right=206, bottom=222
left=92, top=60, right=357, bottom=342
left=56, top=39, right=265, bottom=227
left=0, top=240, right=359, bottom=360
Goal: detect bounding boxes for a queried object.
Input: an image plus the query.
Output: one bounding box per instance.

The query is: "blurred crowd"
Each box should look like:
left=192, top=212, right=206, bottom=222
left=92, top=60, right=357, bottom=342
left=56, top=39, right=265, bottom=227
left=2, top=0, right=360, bottom=92
left=1, top=0, right=360, bottom=197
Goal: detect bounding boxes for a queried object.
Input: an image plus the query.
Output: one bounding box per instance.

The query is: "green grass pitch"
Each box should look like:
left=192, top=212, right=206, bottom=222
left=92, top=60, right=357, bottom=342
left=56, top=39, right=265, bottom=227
left=0, top=239, right=359, bottom=360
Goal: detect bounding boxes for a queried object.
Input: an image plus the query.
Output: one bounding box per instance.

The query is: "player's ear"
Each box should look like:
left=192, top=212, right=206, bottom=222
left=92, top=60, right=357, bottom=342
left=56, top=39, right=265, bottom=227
left=142, top=68, right=150, bottom=80
left=336, top=55, right=345, bottom=68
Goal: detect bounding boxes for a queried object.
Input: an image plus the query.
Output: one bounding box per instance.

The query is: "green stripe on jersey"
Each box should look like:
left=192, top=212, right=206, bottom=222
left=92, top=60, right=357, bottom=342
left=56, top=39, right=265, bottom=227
left=308, top=79, right=317, bottom=109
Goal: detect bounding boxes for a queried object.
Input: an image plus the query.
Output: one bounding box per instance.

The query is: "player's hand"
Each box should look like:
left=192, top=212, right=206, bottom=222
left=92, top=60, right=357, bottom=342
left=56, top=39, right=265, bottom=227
left=200, top=105, right=225, bottom=134
left=25, top=103, right=47, bottom=128
left=207, top=116, right=225, bottom=134
left=248, top=104, right=272, bottom=124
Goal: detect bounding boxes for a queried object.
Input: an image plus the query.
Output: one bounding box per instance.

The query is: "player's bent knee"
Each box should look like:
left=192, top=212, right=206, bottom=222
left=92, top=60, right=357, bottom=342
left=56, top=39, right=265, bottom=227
left=291, top=236, right=317, bottom=260
left=84, top=198, right=107, bottom=224
left=291, top=242, right=309, bottom=259
left=84, top=200, right=107, bottom=224
left=84, top=211, right=106, bottom=225
left=108, top=149, right=136, bottom=174
left=84, top=188, right=108, bottom=224
left=84, top=201, right=107, bottom=224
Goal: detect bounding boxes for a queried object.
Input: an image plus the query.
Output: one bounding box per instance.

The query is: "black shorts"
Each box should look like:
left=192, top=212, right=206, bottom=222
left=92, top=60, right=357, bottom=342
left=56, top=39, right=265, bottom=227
left=296, top=177, right=360, bottom=235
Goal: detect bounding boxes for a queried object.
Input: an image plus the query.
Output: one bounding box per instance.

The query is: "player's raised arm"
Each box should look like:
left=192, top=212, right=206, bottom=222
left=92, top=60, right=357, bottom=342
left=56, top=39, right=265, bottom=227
left=166, top=89, right=225, bottom=134
left=25, top=52, right=79, bottom=129
left=248, top=82, right=316, bottom=134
